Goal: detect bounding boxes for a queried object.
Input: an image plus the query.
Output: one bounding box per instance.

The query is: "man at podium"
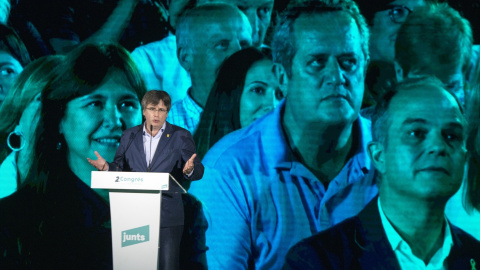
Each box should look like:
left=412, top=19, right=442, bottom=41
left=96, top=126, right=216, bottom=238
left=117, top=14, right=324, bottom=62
left=88, top=90, right=204, bottom=270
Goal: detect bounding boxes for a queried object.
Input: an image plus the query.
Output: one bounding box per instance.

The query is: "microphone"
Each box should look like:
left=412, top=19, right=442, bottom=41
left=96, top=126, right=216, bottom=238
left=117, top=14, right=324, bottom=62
left=116, top=125, right=142, bottom=171
left=148, top=125, right=153, bottom=172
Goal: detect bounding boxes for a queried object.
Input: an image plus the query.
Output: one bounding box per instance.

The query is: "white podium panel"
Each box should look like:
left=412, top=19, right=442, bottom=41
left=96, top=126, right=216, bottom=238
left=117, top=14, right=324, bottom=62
left=91, top=171, right=170, bottom=270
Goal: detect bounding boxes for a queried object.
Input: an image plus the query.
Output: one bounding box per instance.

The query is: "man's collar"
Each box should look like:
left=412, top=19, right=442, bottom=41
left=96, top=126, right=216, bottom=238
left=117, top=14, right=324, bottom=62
left=265, top=100, right=372, bottom=172
left=143, top=122, right=166, bottom=138
left=378, top=198, right=453, bottom=266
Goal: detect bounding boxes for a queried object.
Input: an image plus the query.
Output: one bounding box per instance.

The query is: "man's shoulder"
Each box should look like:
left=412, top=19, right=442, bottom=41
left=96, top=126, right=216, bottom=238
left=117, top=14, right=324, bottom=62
left=203, top=114, right=277, bottom=166
left=445, top=222, right=480, bottom=268
left=450, top=222, right=480, bottom=249
left=309, top=214, right=361, bottom=244
left=169, top=97, right=187, bottom=113
left=167, top=99, right=190, bottom=123
left=119, top=125, right=143, bottom=141
left=131, top=35, right=177, bottom=57
left=285, top=215, right=362, bottom=268
left=167, top=122, right=190, bottom=135
left=124, top=124, right=143, bottom=135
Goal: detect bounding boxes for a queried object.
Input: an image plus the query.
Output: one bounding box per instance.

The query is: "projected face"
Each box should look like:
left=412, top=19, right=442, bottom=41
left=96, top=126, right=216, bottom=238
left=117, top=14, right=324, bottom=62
left=240, top=59, right=282, bottom=127
left=189, top=11, right=252, bottom=96
left=0, top=51, right=23, bottom=105
left=60, top=77, right=142, bottom=171
left=222, top=0, right=274, bottom=47
left=369, top=0, right=425, bottom=62
left=380, top=86, right=466, bottom=201
left=142, top=100, right=169, bottom=132
left=286, top=12, right=366, bottom=126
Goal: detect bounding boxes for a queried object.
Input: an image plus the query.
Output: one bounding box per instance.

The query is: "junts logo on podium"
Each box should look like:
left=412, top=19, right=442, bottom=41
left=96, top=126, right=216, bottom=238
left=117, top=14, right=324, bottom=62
left=121, top=225, right=150, bottom=247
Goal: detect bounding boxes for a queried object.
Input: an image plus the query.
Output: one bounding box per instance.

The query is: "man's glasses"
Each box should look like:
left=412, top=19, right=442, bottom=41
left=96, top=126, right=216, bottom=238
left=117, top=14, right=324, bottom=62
left=146, top=107, right=168, bottom=113
left=386, top=5, right=412, bottom=24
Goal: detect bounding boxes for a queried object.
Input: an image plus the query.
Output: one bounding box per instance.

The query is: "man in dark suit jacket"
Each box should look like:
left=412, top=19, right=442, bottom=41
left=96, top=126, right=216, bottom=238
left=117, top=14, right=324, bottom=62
left=88, top=90, right=204, bottom=270
left=284, top=77, right=480, bottom=269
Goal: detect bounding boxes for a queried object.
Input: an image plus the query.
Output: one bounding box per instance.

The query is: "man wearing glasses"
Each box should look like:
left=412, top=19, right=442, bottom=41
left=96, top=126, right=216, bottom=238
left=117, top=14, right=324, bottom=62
left=88, top=90, right=204, bottom=270
left=355, top=0, right=427, bottom=109
left=394, top=3, right=473, bottom=105
left=356, top=0, right=427, bottom=63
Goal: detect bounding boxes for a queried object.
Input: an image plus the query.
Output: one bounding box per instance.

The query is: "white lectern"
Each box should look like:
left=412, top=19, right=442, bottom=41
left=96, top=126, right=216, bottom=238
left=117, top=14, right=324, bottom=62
left=91, top=171, right=169, bottom=270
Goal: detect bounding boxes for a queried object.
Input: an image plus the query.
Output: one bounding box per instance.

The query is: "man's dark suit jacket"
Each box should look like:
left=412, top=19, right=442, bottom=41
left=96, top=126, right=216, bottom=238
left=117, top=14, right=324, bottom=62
left=284, top=197, right=480, bottom=269
left=108, top=122, right=204, bottom=227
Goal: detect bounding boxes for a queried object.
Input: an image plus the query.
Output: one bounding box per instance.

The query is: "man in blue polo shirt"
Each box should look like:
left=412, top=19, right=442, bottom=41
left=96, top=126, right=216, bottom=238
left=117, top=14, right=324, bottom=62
left=189, top=1, right=378, bottom=269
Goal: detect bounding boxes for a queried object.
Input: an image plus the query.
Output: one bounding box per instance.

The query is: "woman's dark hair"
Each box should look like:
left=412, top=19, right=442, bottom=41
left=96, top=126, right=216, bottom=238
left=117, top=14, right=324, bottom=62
left=193, top=47, right=271, bottom=160
left=24, top=42, right=146, bottom=192
left=0, top=24, right=31, bottom=67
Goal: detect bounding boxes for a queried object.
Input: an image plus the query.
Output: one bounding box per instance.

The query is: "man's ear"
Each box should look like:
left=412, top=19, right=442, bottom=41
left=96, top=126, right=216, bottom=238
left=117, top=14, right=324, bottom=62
left=273, top=63, right=288, bottom=97
left=367, top=141, right=386, bottom=174
left=177, top=46, right=193, bottom=72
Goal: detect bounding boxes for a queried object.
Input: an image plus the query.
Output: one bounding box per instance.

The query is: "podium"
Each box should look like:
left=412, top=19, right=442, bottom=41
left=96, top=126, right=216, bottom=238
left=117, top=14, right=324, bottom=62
left=91, top=171, right=169, bottom=270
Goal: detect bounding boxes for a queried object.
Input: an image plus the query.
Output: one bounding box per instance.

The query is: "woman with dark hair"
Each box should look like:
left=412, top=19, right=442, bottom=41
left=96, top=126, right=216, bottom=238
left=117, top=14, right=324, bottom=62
left=194, top=47, right=283, bottom=160
left=0, top=23, right=31, bottom=105
left=0, top=42, right=145, bottom=268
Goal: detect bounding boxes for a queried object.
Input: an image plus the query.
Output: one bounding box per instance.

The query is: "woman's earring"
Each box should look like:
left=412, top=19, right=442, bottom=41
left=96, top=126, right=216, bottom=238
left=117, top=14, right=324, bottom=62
left=56, top=141, right=62, bottom=150
left=7, top=130, right=25, bottom=151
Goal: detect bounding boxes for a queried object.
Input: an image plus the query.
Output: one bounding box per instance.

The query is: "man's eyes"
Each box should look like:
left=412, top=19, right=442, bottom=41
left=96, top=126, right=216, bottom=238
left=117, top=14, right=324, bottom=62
left=215, top=40, right=230, bottom=50
left=257, top=6, right=272, bottom=19
left=444, top=131, right=463, bottom=142
left=338, top=58, right=357, bottom=71
left=309, top=58, right=326, bottom=68
left=308, top=57, right=358, bottom=71
left=408, top=129, right=426, bottom=140
left=406, top=128, right=464, bottom=144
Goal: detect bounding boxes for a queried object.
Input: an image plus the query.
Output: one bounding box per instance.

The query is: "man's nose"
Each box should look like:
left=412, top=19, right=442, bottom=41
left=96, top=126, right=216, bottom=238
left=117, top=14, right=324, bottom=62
left=426, top=132, right=448, bottom=156
left=324, top=59, right=345, bottom=85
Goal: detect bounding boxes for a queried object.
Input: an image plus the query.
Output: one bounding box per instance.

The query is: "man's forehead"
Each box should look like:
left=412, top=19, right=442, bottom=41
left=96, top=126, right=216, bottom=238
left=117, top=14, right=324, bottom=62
left=190, top=12, right=243, bottom=35
left=223, top=0, right=274, bottom=8
left=294, top=12, right=357, bottom=37
left=389, top=0, right=425, bottom=9
left=147, top=101, right=166, bottom=108
left=196, top=18, right=250, bottom=41
left=293, top=12, right=362, bottom=53
left=389, top=86, right=464, bottom=123
left=191, top=8, right=240, bottom=23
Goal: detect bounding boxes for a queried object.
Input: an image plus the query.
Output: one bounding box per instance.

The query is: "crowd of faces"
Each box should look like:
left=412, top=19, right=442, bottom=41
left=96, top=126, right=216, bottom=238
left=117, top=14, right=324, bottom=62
left=0, top=1, right=478, bottom=268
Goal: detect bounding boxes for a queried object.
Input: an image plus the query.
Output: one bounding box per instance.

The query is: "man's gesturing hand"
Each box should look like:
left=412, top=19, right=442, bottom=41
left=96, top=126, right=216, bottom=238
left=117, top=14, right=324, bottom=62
left=183, top=153, right=196, bottom=175
left=87, top=151, right=108, bottom=171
